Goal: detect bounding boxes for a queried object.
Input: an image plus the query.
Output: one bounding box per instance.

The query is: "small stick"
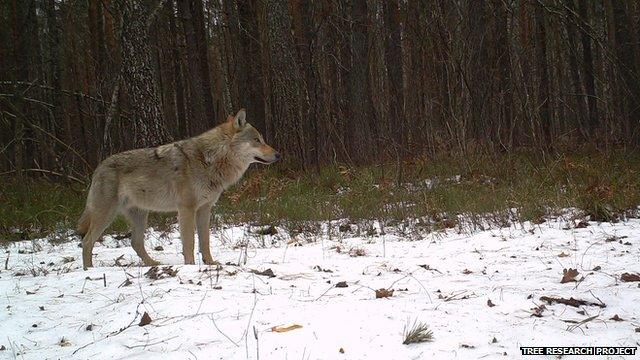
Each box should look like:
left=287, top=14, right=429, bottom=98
left=103, top=273, right=107, bottom=287
left=4, top=252, right=9, bottom=270
left=254, top=326, right=259, bottom=360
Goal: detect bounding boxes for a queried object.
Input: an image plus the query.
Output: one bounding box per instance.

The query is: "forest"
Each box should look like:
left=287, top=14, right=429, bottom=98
left=2, top=0, right=640, bottom=179
left=2, top=2, right=640, bottom=359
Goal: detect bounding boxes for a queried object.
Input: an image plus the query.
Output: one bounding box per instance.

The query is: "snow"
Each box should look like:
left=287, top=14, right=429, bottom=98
left=1, top=218, right=640, bottom=359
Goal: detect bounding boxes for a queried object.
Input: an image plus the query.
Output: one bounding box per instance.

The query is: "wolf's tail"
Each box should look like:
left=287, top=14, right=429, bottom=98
left=76, top=207, right=91, bottom=237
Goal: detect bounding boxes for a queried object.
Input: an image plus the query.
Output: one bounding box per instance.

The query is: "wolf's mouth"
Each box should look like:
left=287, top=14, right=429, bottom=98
left=253, top=156, right=270, bottom=164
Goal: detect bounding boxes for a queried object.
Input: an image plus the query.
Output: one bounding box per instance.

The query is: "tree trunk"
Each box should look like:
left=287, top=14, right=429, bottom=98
left=120, top=0, right=171, bottom=147
left=534, top=1, right=551, bottom=147
left=177, top=0, right=216, bottom=132
left=576, top=0, right=599, bottom=134
left=383, top=0, right=406, bottom=181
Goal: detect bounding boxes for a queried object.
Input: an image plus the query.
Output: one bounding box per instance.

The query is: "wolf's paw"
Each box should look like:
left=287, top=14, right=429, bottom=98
left=203, top=258, right=220, bottom=266
left=144, top=259, right=162, bottom=266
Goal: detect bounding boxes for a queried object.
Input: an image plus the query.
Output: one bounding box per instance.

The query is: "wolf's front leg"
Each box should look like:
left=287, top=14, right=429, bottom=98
left=196, top=201, right=216, bottom=265
left=178, top=206, right=196, bottom=264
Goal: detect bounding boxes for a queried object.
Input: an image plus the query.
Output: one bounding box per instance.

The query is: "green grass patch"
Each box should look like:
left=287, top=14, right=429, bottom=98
left=1, top=150, right=639, bottom=243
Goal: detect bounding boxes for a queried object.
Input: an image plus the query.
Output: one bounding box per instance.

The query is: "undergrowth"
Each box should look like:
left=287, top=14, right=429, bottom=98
left=1, top=150, right=639, bottom=243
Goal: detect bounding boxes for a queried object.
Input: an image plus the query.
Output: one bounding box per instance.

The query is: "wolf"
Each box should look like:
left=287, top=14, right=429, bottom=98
left=77, top=109, right=280, bottom=269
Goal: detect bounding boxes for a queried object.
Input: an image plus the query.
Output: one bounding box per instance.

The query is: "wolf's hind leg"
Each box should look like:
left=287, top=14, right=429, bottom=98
left=124, top=207, right=160, bottom=266
left=82, top=204, right=118, bottom=269
left=196, top=202, right=216, bottom=265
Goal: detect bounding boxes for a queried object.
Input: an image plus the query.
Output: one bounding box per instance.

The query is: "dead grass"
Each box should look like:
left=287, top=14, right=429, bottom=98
left=403, top=319, right=434, bottom=344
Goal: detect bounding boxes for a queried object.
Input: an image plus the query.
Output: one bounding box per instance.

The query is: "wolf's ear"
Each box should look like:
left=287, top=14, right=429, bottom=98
left=232, top=109, right=247, bottom=130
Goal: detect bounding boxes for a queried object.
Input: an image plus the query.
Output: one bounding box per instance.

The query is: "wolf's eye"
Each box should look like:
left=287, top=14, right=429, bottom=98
left=254, top=137, right=260, bottom=143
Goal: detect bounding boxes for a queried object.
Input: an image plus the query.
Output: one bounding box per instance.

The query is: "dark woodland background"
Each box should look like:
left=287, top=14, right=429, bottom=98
left=2, top=0, right=640, bottom=179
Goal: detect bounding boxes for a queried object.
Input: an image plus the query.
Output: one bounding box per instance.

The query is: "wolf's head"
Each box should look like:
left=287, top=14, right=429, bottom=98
left=227, top=109, right=281, bottom=165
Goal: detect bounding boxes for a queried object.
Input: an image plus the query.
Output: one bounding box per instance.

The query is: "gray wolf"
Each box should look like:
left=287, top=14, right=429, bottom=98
left=77, top=109, right=280, bottom=269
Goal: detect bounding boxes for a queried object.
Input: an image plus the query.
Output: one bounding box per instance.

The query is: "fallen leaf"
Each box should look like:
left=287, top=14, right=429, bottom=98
left=335, top=281, right=348, bottom=288
left=271, top=324, right=302, bottom=333
left=86, top=324, right=93, bottom=331
left=145, top=266, right=178, bottom=280
left=0, top=345, right=5, bottom=350
left=39, top=306, right=45, bottom=311
left=620, top=273, right=640, bottom=282
left=250, top=268, right=276, bottom=278
left=561, top=268, right=579, bottom=283
left=26, top=290, right=36, bottom=295
left=487, top=299, right=496, bottom=307
left=592, top=266, right=602, bottom=271
left=462, top=269, right=473, bottom=275
left=540, top=295, right=606, bottom=308
left=153, top=245, right=164, bottom=251
left=339, top=347, right=345, bottom=354
left=418, top=264, right=442, bottom=273
left=531, top=304, right=547, bottom=317
left=59, top=338, right=71, bottom=347
left=348, top=247, right=366, bottom=257
left=375, top=288, right=394, bottom=298
left=557, top=252, right=569, bottom=258
left=610, top=314, right=623, bottom=321
left=313, top=265, right=333, bottom=273
left=460, top=344, right=475, bottom=349
left=139, top=312, right=152, bottom=326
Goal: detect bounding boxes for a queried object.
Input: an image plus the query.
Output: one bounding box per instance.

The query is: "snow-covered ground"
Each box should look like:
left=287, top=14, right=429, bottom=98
left=1, top=217, right=639, bottom=359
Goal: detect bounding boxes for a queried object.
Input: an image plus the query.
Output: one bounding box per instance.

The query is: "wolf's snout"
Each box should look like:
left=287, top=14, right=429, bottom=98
left=274, top=153, right=282, bottom=161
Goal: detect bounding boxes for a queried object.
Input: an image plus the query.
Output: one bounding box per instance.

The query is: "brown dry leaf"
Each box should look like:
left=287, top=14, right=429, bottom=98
left=620, top=273, right=640, bottom=282
left=375, top=288, right=394, bottom=298
left=557, top=252, right=569, bottom=258
left=348, top=247, right=366, bottom=257
left=250, top=268, right=276, bottom=278
left=335, top=281, right=348, bottom=288
left=531, top=304, right=546, bottom=317
left=487, top=299, right=496, bottom=307
left=58, top=338, right=71, bottom=347
left=339, top=347, right=345, bottom=354
left=139, top=312, right=152, bottom=326
left=145, top=266, right=178, bottom=280
left=540, top=295, right=606, bottom=308
left=610, top=314, right=624, bottom=321
left=561, top=268, right=579, bottom=283
left=271, top=324, right=303, bottom=333
left=462, top=269, right=473, bottom=275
